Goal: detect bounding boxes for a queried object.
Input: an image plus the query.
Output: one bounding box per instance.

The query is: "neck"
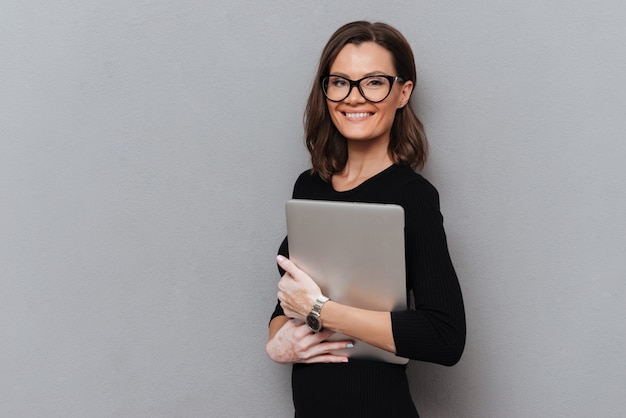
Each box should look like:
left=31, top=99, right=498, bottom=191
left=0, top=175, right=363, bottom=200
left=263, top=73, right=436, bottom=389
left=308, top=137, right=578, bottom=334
left=332, top=138, right=393, bottom=190
left=342, top=153, right=393, bottom=178
left=345, top=134, right=392, bottom=170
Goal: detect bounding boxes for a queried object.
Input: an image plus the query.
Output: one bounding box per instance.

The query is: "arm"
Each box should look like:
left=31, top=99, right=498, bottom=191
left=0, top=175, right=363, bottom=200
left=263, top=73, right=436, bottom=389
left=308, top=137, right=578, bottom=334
left=269, top=315, right=290, bottom=340
left=266, top=238, right=353, bottom=364
left=391, top=178, right=466, bottom=365
left=277, top=177, right=466, bottom=365
left=265, top=315, right=352, bottom=364
left=322, top=302, right=395, bottom=353
left=276, top=256, right=396, bottom=354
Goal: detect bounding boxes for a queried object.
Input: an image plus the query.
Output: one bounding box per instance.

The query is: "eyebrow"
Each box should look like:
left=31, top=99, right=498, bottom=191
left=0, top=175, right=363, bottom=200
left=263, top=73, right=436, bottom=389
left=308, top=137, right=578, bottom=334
left=329, top=71, right=392, bottom=78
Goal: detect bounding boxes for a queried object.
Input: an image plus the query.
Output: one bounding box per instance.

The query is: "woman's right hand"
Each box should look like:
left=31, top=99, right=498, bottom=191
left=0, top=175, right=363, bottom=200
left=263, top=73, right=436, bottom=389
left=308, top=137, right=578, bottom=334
left=266, top=318, right=353, bottom=364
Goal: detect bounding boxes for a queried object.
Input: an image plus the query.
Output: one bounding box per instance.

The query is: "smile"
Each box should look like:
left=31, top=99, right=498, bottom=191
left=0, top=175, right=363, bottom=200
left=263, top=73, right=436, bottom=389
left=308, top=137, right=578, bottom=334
left=344, top=112, right=374, bottom=119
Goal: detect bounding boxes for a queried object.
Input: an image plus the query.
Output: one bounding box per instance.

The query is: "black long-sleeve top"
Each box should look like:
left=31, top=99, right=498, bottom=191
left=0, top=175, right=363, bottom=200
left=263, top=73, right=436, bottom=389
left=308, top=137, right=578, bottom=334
left=270, top=164, right=466, bottom=417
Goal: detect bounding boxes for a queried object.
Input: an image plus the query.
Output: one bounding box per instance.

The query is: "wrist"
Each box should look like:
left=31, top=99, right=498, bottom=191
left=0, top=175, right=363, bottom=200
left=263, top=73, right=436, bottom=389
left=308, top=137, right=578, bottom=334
left=306, top=295, right=330, bottom=333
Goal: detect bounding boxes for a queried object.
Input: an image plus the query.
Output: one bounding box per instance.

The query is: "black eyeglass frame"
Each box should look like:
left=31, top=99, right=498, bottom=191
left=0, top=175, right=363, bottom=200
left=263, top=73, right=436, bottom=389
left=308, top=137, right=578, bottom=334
left=320, top=74, right=405, bottom=103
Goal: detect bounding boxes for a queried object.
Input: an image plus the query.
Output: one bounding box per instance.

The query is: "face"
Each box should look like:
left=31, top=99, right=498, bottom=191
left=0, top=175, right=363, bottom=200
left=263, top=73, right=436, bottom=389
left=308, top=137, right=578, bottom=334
left=326, top=42, right=413, bottom=145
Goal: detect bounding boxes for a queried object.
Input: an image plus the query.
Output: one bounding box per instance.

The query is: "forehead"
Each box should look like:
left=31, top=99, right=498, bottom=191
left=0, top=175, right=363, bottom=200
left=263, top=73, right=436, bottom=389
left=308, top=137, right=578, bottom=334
left=329, top=42, right=395, bottom=77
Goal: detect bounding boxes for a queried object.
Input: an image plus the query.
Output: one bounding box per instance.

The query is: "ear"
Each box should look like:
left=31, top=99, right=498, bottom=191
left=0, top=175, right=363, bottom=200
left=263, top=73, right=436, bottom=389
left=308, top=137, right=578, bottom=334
left=400, top=80, right=414, bottom=105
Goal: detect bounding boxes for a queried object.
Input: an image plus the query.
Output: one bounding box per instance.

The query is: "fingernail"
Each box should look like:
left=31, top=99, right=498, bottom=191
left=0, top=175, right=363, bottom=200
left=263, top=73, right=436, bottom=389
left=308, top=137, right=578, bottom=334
left=347, top=343, right=354, bottom=348
left=276, top=255, right=286, bottom=263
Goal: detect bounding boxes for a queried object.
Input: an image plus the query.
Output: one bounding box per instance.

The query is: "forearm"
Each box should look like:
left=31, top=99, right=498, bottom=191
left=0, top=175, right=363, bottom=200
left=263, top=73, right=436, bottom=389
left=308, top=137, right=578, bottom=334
left=266, top=314, right=352, bottom=364
left=320, top=301, right=396, bottom=354
left=391, top=307, right=465, bottom=365
left=268, top=315, right=289, bottom=340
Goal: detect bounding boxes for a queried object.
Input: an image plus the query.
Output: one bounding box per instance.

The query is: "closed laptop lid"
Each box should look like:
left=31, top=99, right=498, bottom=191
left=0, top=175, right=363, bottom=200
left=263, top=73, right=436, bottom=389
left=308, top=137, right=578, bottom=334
left=286, top=199, right=409, bottom=364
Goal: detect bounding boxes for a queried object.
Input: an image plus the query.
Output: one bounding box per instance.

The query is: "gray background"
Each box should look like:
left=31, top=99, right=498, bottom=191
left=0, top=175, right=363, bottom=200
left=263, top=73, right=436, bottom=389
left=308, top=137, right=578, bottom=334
left=2, top=1, right=625, bottom=417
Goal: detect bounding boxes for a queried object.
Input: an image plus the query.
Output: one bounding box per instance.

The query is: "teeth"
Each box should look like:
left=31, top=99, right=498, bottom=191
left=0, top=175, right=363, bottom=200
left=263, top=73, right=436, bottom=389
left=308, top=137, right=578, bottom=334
left=345, top=112, right=371, bottom=119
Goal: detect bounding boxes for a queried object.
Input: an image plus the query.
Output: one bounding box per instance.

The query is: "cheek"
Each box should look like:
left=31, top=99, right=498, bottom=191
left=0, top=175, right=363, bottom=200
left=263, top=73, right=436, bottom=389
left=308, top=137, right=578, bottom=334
left=378, top=106, right=398, bottom=127
left=327, top=106, right=341, bottom=125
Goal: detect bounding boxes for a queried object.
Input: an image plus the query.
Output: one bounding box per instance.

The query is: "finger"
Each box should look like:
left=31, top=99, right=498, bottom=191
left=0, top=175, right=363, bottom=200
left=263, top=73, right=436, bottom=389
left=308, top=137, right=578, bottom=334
left=290, top=322, right=334, bottom=340
left=301, top=336, right=355, bottom=356
left=316, top=340, right=355, bottom=352
left=315, top=329, right=336, bottom=340
left=303, top=354, right=349, bottom=364
left=276, top=255, right=299, bottom=277
left=295, top=326, right=347, bottom=346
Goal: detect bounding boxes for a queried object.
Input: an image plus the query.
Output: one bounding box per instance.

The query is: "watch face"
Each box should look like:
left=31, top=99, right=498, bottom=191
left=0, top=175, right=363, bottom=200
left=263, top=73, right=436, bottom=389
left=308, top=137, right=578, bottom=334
left=306, top=315, right=321, bottom=332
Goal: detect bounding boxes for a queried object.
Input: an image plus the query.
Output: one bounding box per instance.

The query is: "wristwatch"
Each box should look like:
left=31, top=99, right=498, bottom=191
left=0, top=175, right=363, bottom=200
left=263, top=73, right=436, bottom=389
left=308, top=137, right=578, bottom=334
left=306, top=296, right=330, bottom=333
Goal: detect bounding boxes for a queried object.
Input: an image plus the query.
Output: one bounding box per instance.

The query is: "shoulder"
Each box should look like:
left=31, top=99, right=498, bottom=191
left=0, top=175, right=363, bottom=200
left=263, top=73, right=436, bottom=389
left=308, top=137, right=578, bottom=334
left=390, top=166, right=442, bottom=220
left=390, top=165, right=440, bottom=202
left=293, top=169, right=319, bottom=191
left=291, top=169, right=329, bottom=199
left=294, top=169, right=315, bottom=187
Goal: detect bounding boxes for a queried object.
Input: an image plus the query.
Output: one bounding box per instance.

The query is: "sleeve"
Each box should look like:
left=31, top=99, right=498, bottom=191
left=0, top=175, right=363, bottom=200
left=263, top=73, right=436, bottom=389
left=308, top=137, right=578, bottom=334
left=390, top=178, right=466, bottom=366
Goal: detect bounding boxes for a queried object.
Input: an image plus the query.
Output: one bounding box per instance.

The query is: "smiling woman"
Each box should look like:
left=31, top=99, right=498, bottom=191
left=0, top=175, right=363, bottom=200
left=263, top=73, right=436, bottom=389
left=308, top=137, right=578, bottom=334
left=305, top=22, right=428, bottom=185
left=266, top=21, right=466, bottom=417
left=323, top=42, right=413, bottom=180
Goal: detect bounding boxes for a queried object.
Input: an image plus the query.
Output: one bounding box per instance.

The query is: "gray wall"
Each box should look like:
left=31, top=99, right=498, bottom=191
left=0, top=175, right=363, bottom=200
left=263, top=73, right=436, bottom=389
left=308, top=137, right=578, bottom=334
left=2, top=1, right=625, bottom=417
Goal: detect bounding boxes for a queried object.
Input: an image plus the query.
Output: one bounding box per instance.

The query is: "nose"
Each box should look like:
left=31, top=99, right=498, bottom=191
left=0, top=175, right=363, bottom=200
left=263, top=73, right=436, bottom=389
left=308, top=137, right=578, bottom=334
left=344, top=84, right=366, bottom=104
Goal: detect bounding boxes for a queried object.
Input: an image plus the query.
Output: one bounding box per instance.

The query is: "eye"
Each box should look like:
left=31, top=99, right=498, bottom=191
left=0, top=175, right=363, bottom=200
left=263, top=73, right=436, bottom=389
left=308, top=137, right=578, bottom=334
left=363, top=76, right=386, bottom=88
left=329, top=76, right=348, bottom=88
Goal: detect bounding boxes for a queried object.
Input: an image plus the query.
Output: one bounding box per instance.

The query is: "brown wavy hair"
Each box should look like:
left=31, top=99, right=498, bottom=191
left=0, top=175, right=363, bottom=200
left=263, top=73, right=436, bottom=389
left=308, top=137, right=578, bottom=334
left=305, top=21, right=428, bottom=181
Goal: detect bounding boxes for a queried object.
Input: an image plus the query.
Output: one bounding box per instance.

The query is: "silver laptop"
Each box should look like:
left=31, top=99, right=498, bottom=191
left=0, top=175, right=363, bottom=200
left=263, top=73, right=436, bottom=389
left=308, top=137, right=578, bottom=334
left=285, top=199, right=409, bottom=364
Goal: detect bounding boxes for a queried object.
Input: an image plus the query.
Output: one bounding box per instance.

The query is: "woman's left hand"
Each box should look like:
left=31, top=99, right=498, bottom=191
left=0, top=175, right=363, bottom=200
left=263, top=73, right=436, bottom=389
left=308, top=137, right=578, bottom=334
left=276, top=255, right=323, bottom=321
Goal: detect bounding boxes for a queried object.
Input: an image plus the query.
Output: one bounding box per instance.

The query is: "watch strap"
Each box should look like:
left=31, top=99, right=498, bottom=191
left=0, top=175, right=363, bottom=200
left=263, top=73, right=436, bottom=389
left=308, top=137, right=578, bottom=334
left=311, top=295, right=330, bottom=316
left=307, top=295, right=330, bottom=332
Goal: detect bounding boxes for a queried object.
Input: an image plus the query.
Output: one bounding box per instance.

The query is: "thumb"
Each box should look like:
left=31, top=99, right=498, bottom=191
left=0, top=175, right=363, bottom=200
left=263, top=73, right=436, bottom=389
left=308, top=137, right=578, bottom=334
left=276, top=255, right=297, bottom=276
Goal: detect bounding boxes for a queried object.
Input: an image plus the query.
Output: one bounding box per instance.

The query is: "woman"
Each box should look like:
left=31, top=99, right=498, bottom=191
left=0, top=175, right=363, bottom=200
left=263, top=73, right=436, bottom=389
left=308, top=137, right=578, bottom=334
left=266, top=21, right=466, bottom=417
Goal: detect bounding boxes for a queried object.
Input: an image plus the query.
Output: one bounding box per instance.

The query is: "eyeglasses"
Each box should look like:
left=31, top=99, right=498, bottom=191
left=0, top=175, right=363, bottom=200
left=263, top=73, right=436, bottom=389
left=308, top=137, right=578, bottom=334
left=320, top=74, right=404, bottom=103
